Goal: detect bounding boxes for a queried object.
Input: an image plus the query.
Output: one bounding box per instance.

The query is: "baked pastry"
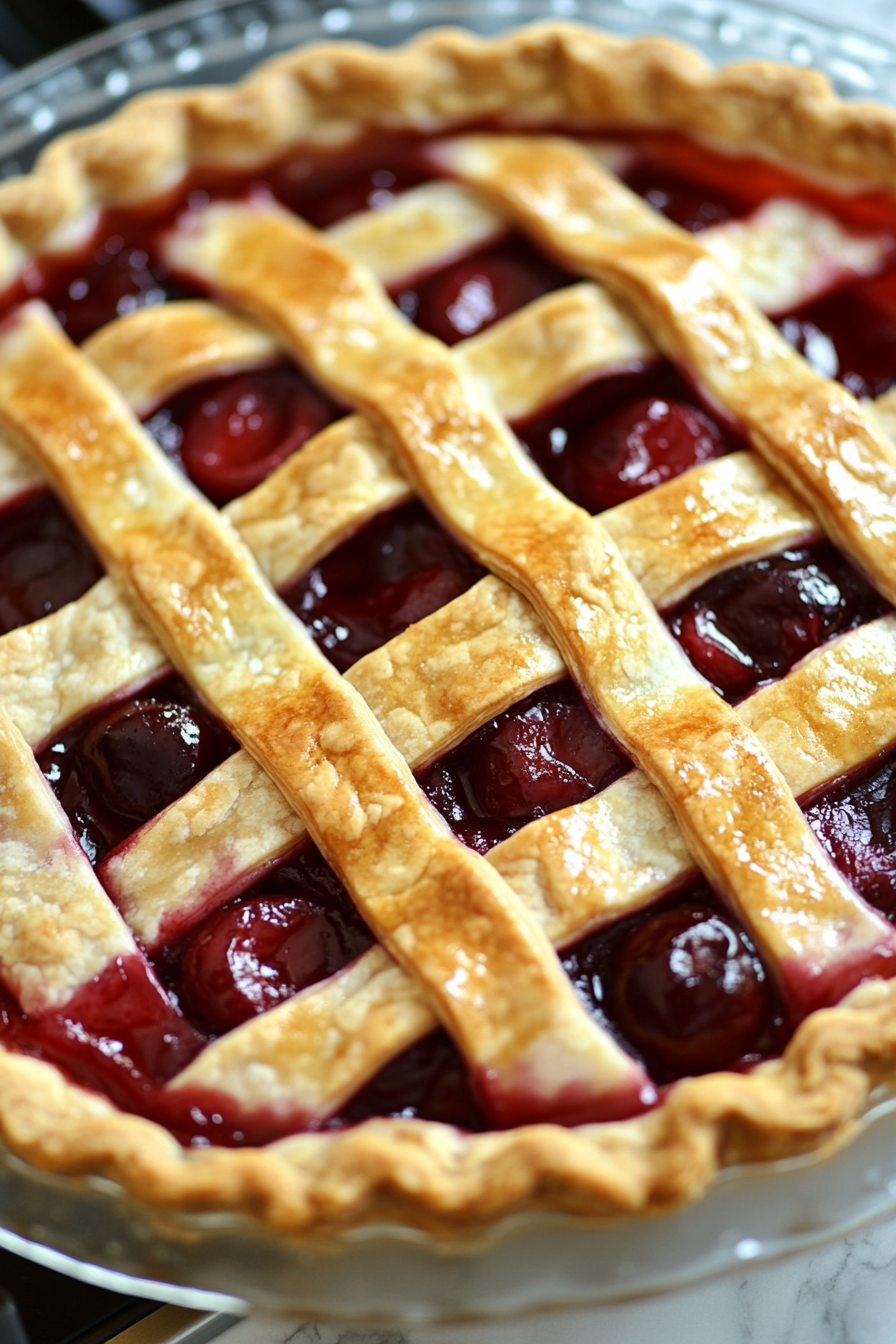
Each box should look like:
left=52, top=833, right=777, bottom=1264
left=3, top=20, right=896, bottom=1233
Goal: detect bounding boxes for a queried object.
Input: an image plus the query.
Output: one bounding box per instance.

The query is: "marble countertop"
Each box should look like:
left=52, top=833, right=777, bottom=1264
left=211, top=1214, right=896, bottom=1344
left=212, top=1213, right=896, bottom=1344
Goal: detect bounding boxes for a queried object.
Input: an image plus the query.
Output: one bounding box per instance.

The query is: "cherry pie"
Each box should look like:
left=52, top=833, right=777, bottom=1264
left=2, top=21, right=896, bottom=1233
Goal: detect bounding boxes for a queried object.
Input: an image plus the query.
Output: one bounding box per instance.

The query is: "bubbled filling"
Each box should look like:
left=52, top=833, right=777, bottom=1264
left=0, top=130, right=895, bottom=1141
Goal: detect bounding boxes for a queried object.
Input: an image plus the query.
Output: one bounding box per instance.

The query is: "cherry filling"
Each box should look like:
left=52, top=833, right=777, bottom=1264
left=0, top=489, right=103, bottom=635
left=560, top=394, right=725, bottom=512
left=420, top=680, right=630, bottom=853
left=265, top=133, right=433, bottom=228
left=622, top=162, right=749, bottom=233
left=806, top=751, right=896, bottom=921
left=0, top=954, right=205, bottom=1114
left=777, top=286, right=896, bottom=399
left=27, top=228, right=194, bottom=345
left=145, top=362, right=339, bottom=505
left=283, top=501, right=485, bottom=671
left=562, top=891, right=783, bottom=1084
left=398, top=236, right=573, bottom=343
left=517, top=365, right=738, bottom=512
left=332, top=1030, right=488, bottom=1132
left=172, top=846, right=374, bottom=1035
left=38, top=676, right=236, bottom=866
left=667, top=543, right=889, bottom=702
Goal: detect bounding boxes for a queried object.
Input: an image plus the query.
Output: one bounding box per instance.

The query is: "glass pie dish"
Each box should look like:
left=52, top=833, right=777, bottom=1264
left=2, top=0, right=896, bottom=1323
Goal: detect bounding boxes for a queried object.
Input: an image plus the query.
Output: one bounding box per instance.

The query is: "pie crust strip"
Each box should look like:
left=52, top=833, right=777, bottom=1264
left=0, top=702, right=138, bottom=1012
left=0, top=300, right=648, bottom=1126
left=172, top=611, right=896, bottom=1121
left=434, top=134, right=896, bottom=608
left=164, top=200, right=896, bottom=1016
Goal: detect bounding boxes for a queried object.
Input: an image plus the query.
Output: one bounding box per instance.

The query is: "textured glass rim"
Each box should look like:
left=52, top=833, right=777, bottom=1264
left=0, top=0, right=896, bottom=1321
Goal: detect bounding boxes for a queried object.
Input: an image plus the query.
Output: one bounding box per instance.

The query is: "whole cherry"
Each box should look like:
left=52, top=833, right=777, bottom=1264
left=561, top=396, right=725, bottom=513
left=610, top=903, right=769, bottom=1078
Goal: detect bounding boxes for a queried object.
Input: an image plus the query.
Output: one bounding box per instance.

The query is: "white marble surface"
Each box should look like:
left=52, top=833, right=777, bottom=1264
left=210, top=0, right=896, bottom=1336
left=210, top=1214, right=896, bottom=1344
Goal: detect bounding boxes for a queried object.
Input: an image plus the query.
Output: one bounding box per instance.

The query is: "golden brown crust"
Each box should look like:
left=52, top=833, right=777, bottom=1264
left=0, top=705, right=136, bottom=1011
left=2, top=20, right=896, bottom=1241
left=0, top=301, right=646, bottom=1127
left=3, top=23, right=896, bottom=272
left=1, top=973, right=896, bottom=1234
left=166, top=198, right=896, bottom=1014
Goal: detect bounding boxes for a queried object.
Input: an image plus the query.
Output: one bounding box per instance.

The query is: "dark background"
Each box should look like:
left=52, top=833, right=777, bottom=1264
left=0, top=0, right=173, bottom=73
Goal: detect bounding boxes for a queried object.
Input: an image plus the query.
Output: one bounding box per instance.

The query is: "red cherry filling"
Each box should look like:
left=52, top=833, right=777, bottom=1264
left=0, top=489, right=103, bottom=635
left=777, top=287, right=896, bottom=399
left=29, top=230, right=192, bottom=345
left=79, top=698, right=232, bottom=828
left=518, top=365, right=743, bottom=505
left=612, top=904, right=770, bottom=1077
left=557, top=395, right=726, bottom=513
left=332, top=1030, right=488, bottom=1131
left=178, top=895, right=339, bottom=1033
left=622, top=163, right=749, bottom=233
left=399, top=238, right=572, bottom=344
left=173, top=844, right=373, bottom=1032
left=563, top=894, right=778, bottom=1082
left=420, top=681, right=630, bottom=853
left=38, top=676, right=235, bottom=865
left=172, top=845, right=374, bottom=1035
left=667, top=543, right=889, bottom=702
left=283, top=501, right=484, bottom=671
left=146, top=363, right=338, bottom=505
left=266, top=136, right=432, bottom=228
left=0, top=954, right=204, bottom=1112
left=806, top=752, right=896, bottom=920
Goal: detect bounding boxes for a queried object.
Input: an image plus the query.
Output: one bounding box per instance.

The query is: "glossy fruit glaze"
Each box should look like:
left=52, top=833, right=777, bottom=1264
left=517, top=363, right=740, bottom=511
left=0, top=489, right=103, bottom=635
left=562, top=888, right=787, bottom=1084
left=419, top=680, right=631, bottom=854
left=36, top=674, right=236, bottom=867
left=146, top=363, right=340, bottom=505
left=1, top=127, right=896, bottom=1140
left=281, top=500, right=485, bottom=671
left=666, top=543, right=889, bottom=702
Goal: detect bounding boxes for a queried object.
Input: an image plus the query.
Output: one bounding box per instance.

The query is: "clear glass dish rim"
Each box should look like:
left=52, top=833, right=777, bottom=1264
left=0, top=0, right=895, bottom=1321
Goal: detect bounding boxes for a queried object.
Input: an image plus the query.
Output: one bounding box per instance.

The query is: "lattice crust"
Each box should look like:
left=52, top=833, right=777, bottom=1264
left=2, top=23, right=896, bottom=1236
left=165, top=199, right=896, bottom=1015
left=0, top=300, right=655, bottom=1127
left=0, top=188, right=847, bottom=944
left=170, top=613, right=896, bottom=1120
left=435, top=136, right=896, bottom=605
left=5, top=22, right=896, bottom=270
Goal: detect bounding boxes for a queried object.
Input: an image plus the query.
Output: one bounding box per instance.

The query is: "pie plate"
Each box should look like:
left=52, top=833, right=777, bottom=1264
left=3, top=0, right=896, bottom=1323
